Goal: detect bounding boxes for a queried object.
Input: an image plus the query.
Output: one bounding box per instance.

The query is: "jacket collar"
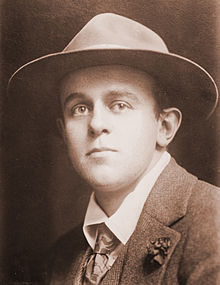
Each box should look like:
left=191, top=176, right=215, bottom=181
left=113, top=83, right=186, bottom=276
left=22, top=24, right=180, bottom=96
left=144, top=157, right=197, bottom=226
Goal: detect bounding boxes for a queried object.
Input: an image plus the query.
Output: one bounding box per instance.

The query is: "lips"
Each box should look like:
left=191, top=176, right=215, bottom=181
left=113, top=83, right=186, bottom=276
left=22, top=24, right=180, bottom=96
left=86, top=147, right=117, bottom=156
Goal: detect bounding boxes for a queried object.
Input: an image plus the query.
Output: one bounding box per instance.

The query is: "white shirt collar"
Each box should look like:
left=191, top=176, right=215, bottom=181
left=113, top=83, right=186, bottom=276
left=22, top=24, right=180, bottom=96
left=83, top=151, right=171, bottom=249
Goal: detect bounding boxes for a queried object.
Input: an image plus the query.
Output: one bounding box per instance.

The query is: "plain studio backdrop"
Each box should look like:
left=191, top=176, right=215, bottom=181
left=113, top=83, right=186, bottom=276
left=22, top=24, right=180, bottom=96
left=1, top=0, right=220, bottom=282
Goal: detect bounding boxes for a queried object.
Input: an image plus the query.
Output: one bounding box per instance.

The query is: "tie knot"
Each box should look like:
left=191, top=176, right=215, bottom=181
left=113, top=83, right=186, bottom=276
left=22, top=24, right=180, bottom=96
left=94, top=223, right=118, bottom=255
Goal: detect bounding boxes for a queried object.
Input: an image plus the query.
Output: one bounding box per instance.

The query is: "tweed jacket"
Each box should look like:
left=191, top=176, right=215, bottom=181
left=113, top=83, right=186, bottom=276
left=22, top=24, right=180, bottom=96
left=46, top=158, right=220, bottom=284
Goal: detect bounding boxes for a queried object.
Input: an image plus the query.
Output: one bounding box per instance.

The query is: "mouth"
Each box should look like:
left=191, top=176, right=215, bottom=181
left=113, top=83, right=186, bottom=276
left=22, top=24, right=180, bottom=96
left=86, top=147, right=117, bottom=156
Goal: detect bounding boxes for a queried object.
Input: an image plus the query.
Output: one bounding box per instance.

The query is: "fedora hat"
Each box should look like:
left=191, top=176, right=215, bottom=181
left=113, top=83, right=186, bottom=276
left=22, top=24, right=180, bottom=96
left=7, top=13, right=218, bottom=133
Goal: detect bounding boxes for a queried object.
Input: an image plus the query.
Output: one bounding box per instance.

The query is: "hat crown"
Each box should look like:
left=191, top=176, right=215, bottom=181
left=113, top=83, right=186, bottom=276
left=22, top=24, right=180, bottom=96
left=63, top=13, right=168, bottom=53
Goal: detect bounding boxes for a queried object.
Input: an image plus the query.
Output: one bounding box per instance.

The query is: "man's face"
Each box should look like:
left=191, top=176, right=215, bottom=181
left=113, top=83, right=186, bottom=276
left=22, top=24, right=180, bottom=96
left=59, top=65, right=161, bottom=195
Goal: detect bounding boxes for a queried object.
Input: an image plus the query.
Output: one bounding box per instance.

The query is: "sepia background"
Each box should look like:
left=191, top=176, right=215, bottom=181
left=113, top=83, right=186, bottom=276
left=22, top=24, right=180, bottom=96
left=1, top=0, right=220, bottom=282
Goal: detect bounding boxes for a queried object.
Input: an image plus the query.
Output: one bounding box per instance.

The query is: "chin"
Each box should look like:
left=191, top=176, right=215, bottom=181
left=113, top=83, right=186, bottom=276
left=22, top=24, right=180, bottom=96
left=81, top=168, right=121, bottom=191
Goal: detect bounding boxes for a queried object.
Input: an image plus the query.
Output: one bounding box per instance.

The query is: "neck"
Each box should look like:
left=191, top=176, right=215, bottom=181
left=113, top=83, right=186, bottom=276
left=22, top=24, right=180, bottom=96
left=94, top=181, right=138, bottom=217
left=94, top=150, right=165, bottom=217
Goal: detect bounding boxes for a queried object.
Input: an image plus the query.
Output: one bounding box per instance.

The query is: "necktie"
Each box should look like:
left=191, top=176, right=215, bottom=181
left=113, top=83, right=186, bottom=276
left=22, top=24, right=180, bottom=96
left=83, top=223, right=122, bottom=284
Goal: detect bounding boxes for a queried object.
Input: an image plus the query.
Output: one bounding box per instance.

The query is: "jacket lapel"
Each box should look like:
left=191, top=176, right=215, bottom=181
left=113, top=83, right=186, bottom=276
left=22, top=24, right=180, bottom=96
left=71, top=247, right=91, bottom=285
left=119, top=158, right=197, bottom=284
left=120, top=214, right=181, bottom=284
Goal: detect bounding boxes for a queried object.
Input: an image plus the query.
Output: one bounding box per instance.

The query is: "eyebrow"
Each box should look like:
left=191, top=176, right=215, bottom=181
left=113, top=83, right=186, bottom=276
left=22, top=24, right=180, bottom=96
left=106, top=90, right=140, bottom=103
left=62, top=89, right=141, bottom=109
left=63, top=92, right=86, bottom=109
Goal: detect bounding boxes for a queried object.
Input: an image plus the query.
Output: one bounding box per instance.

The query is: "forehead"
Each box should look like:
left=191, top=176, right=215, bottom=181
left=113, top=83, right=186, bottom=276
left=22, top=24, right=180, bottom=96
left=59, top=65, right=156, bottom=104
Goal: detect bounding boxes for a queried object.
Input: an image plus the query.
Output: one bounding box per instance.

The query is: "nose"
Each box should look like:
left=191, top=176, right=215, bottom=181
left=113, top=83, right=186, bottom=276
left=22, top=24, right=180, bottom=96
left=88, top=104, right=110, bottom=137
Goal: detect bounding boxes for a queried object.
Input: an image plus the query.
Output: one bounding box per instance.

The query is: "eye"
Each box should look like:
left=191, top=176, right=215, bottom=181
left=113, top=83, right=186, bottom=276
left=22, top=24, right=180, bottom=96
left=110, top=101, right=131, bottom=113
left=70, top=104, right=90, bottom=116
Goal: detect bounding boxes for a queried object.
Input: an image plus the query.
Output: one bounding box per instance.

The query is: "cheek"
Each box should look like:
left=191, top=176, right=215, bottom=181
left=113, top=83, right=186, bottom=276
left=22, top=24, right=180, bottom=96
left=116, top=113, right=158, bottom=148
left=121, top=119, right=158, bottom=172
left=64, top=122, right=87, bottom=155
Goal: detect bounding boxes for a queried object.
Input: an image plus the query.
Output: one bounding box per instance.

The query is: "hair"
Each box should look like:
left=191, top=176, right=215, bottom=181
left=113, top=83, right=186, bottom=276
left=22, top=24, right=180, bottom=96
left=151, top=80, right=170, bottom=119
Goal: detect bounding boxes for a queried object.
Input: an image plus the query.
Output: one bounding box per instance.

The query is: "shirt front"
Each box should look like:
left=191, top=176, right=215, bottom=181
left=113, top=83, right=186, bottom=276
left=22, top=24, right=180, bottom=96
left=83, top=151, right=171, bottom=249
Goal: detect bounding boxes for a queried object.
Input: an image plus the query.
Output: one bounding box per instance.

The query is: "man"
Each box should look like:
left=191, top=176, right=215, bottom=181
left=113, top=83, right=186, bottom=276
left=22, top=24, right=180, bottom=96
left=7, top=13, right=220, bottom=284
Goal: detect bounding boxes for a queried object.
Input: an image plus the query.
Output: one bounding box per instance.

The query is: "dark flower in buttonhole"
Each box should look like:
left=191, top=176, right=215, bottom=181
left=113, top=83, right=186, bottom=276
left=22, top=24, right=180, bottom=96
left=146, top=237, right=171, bottom=266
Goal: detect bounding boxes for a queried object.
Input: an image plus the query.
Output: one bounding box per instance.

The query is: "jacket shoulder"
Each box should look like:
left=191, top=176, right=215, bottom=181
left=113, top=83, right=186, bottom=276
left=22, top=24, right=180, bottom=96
left=188, top=179, right=220, bottom=214
left=178, top=178, right=220, bottom=283
left=44, top=224, right=87, bottom=282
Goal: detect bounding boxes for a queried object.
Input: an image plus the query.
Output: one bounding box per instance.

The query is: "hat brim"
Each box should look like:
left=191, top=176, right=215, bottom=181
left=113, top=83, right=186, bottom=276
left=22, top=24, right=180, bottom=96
left=7, top=49, right=218, bottom=135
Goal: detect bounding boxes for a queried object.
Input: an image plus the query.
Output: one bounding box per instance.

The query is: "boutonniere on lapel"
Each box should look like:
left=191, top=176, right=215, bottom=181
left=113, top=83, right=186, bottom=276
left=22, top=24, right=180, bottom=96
left=146, top=237, right=171, bottom=266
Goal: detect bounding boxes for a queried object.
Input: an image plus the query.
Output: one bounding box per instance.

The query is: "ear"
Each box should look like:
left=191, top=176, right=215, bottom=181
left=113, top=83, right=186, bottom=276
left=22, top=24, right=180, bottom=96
left=156, top=107, right=182, bottom=148
left=56, top=118, right=66, bottom=142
